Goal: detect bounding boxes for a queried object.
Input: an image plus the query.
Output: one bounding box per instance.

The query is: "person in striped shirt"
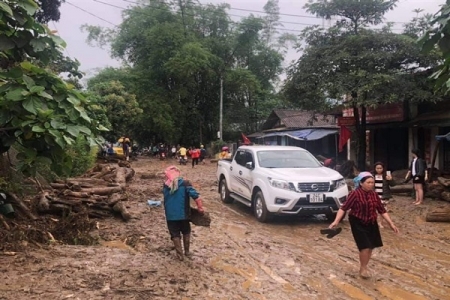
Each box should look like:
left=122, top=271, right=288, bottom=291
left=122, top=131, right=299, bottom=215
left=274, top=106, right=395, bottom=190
left=329, top=172, right=399, bottom=279
left=372, top=162, right=396, bottom=228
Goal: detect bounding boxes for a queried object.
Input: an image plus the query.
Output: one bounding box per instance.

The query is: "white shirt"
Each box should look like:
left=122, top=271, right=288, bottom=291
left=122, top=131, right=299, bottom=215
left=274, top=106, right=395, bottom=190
left=412, top=158, right=417, bottom=176
left=374, top=175, right=383, bottom=197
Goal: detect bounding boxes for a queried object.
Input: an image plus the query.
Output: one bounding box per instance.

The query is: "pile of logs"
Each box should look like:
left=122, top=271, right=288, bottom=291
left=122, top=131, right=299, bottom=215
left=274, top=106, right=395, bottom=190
left=38, top=161, right=135, bottom=221
left=424, top=177, right=450, bottom=223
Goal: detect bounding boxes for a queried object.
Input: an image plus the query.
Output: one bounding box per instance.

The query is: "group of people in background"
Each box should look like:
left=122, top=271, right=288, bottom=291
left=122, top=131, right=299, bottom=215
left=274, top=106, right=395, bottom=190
left=139, top=143, right=207, bottom=167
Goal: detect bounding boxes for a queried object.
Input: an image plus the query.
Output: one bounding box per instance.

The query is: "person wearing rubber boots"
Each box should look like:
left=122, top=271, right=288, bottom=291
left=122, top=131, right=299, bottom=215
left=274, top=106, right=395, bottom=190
left=163, top=166, right=204, bottom=260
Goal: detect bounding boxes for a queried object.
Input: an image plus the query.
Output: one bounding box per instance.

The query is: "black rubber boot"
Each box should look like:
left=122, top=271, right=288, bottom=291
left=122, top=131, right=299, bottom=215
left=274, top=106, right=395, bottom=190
left=172, top=237, right=184, bottom=261
left=183, top=234, right=191, bottom=258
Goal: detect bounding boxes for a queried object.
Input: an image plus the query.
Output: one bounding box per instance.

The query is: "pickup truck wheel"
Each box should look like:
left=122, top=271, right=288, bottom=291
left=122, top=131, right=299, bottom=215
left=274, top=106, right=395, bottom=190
left=219, top=178, right=233, bottom=204
left=253, top=191, right=271, bottom=223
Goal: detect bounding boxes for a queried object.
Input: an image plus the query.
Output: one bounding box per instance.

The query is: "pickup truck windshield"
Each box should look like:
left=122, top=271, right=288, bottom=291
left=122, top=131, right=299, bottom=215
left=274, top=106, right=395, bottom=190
left=257, top=150, right=321, bottom=168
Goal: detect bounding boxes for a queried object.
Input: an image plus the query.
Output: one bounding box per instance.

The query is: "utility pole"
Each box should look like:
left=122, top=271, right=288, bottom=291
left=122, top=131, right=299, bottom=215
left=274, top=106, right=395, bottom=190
left=219, top=77, right=223, bottom=141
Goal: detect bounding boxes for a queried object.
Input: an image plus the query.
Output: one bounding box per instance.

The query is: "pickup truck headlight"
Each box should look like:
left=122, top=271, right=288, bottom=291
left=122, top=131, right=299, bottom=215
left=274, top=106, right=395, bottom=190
left=332, top=178, right=346, bottom=190
left=268, top=178, right=296, bottom=191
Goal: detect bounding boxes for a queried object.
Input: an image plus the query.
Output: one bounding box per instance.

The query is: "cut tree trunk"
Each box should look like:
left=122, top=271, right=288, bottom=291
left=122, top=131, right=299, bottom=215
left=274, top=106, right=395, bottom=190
left=125, top=168, right=135, bottom=182
left=118, top=161, right=131, bottom=168
left=66, top=178, right=109, bottom=186
left=49, top=203, right=72, bottom=215
left=85, top=164, right=103, bottom=175
left=91, top=166, right=115, bottom=179
left=425, top=210, right=450, bottom=222
left=50, top=183, right=68, bottom=189
left=0, top=215, right=10, bottom=230
left=116, top=167, right=127, bottom=187
left=52, top=198, right=84, bottom=206
left=441, top=191, right=450, bottom=202
left=38, top=192, right=50, bottom=212
left=91, top=202, right=113, bottom=211
left=438, top=177, right=450, bottom=187
left=88, top=210, right=112, bottom=218
left=390, top=184, right=413, bottom=194
left=426, top=184, right=446, bottom=199
left=8, top=192, right=38, bottom=220
left=63, top=190, right=90, bottom=198
left=108, top=193, right=128, bottom=206
left=80, top=186, right=123, bottom=196
left=112, top=201, right=131, bottom=221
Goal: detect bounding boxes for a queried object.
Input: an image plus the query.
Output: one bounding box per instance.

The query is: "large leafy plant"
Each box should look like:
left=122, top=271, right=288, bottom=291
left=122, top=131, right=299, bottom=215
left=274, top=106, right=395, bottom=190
left=0, top=0, right=108, bottom=176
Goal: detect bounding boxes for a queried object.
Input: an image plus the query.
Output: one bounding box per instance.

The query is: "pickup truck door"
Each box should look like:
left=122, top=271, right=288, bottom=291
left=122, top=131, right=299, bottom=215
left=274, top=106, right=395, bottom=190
left=230, top=150, right=253, bottom=199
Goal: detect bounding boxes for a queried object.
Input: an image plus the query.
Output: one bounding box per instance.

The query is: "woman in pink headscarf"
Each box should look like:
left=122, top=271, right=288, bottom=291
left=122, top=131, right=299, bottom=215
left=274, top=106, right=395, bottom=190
left=163, top=166, right=204, bottom=261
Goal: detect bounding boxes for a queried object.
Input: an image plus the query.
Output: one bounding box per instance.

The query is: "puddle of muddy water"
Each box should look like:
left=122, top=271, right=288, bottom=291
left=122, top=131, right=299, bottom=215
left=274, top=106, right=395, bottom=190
left=210, top=256, right=260, bottom=290
left=100, top=240, right=136, bottom=253
left=329, top=277, right=373, bottom=300
left=222, top=224, right=248, bottom=239
left=375, top=283, right=428, bottom=300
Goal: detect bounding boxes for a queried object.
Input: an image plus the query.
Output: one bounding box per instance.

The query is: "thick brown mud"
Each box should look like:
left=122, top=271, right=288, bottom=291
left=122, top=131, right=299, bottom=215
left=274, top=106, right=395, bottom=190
left=1, top=157, right=450, bottom=299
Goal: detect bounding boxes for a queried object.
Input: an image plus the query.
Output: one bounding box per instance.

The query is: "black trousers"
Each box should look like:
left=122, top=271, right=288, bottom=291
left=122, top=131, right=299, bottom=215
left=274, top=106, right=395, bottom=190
left=192, top=158, right=199, bottom=167
left=167, top=220, right=191, bottom=239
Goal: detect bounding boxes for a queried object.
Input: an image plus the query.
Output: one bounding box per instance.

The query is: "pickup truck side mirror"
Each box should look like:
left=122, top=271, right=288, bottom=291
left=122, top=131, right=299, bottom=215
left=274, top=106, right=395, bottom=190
left=245, top=162, right=253, bottom=169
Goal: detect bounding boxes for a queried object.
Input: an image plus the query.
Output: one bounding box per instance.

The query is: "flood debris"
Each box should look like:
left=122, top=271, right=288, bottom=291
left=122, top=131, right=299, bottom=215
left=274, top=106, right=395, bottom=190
left=39, top=162, right=135, bottom=221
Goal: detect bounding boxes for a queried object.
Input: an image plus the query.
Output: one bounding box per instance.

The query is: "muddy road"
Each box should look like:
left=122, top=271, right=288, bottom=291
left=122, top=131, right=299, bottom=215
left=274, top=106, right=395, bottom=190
left=2, top=157, right=450, bottom=300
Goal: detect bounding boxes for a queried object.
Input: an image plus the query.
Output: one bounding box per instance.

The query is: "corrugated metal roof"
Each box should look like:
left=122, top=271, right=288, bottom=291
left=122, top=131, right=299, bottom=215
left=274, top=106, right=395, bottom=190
left=261, top=109, right=337, bottom=130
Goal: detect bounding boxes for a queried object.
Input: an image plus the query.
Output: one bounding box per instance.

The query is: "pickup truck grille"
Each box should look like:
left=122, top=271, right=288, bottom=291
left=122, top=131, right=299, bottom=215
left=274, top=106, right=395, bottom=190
left=298, top=182, right=330, bottom=192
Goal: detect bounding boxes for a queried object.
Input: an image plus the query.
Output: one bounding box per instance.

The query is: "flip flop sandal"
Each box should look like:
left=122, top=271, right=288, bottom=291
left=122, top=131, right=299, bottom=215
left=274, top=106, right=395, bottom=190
left=320, top=227, right=342, bottom=239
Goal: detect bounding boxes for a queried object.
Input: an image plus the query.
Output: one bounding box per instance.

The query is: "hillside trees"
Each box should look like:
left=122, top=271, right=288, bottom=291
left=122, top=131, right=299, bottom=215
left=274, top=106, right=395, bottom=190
left=419, top=0, right=450, bottom=94
left=0, top=0, right=108, bottom=175
left=84, top=0, right=286, bottom=145
left=283, top=0, right=441, bottom=170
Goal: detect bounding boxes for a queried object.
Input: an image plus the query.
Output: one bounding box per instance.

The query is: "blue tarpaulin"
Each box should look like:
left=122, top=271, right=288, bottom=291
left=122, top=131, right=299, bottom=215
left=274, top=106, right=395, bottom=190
left=256, top=129, right=338, bottom=141
left=435, top=132, right=450, bottom=141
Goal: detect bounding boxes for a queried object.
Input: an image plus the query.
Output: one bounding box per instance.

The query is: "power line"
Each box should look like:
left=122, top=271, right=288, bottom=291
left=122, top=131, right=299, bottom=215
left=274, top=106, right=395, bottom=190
left=89, top=0, right=405, bottom=34
left=186, top=0, right=320, bottom=20
left=94, top=0, right=317, bottom=33
left=122, top=0, right=408, bottom=25
left=193, top=0, right=408, bottom=25
left=119, top=0, right=323, bottom=27
left=66, top=1, right=118, bottom=26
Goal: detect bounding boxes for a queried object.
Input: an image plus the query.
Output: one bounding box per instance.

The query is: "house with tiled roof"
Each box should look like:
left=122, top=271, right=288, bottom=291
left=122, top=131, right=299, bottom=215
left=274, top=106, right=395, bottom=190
left=248, top=109, right=343, bottom=159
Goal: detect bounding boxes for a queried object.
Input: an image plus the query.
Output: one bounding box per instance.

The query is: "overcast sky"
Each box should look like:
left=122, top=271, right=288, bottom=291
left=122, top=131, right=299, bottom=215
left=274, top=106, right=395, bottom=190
left=53, top=0, right=445, bottom=78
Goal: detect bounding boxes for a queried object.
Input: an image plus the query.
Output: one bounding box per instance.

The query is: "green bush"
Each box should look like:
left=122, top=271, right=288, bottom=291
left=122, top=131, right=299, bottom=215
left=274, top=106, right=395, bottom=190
left=210, top=140, right=227, bottom=155
left=66, top=136, right=97, bottom=177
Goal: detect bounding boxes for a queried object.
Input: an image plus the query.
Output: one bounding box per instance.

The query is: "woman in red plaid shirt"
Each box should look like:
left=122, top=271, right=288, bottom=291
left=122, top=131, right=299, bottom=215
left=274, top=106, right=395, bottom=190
left=330, top=172, right=399, bottom=279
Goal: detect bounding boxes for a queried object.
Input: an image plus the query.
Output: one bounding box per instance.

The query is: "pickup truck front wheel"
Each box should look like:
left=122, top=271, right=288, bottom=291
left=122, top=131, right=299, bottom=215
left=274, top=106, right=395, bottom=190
left=219, top=178, right=233, bottom=204
left=253, top=191, right=271, bottom=223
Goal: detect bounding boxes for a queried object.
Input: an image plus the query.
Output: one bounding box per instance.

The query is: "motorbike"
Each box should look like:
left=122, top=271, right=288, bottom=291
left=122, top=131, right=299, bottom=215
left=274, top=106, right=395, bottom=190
left=179, top=155, right=187, bottom=165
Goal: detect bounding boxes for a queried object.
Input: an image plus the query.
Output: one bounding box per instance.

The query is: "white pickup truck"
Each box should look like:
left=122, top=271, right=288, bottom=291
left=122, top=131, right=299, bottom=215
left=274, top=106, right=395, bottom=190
left=216, top=145, right=348, bottom=222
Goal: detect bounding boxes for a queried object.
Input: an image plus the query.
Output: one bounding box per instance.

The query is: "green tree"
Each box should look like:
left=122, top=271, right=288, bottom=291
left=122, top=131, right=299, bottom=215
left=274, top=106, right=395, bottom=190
left=83, top=0, right=286, bottom=145
left=0, top=0, right=107, bottom=176
left=283, top=0, right=440, bottom=170
left=35, top=0, right=65, bottom=23
left=419, top=0, right=450, bottom=94
left=89, top=80, right=142, bottom=142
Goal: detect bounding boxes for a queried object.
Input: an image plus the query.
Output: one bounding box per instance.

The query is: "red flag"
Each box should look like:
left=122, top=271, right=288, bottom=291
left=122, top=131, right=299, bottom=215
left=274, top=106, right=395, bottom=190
left=241, top=133, right=251, bottom=145
left=339, top=126, right=351, bottom=152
